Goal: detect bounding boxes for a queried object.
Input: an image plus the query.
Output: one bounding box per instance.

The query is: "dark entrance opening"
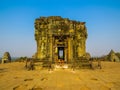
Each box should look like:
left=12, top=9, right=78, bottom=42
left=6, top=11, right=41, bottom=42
left=58, top=47, right=64, bottom=60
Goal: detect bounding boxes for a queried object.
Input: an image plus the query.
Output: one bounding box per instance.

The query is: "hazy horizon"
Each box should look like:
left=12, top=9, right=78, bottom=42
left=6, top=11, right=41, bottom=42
left=0, top=0, right=120, bottom=57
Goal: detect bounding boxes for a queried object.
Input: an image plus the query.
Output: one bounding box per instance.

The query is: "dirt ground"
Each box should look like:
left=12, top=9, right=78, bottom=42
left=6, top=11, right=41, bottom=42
left=0, top=61, right=120, bottom=90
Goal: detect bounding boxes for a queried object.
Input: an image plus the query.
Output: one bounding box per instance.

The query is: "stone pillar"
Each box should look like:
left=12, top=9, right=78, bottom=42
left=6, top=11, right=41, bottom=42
left=77, top=38, right=86, bottom=57
left=82, top=39, right=86, bottom=55
left=37, top=39, right=41, bottom=59
left=49, top=35, right=53, bottom=62
left=68, top=38, right=70, bottom=62
left=68, top=36, right=73, bottom=63
left=64, top=47, right=67, bottom=63
left=73, top=37, right=77, bottom=60
left=52, top=37, right=55, bottom=62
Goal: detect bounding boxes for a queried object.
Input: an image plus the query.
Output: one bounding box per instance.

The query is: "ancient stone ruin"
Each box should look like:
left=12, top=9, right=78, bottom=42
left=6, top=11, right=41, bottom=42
left=2, top=52, right=11, bottom=64
left=108, top=50, right=120, bottom=62
left=34, top=16, right=88, bottom=65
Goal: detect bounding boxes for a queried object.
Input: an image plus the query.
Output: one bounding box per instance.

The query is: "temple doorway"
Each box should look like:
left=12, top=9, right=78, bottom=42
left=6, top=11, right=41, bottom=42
left=58, top=47, right=64, bottom=60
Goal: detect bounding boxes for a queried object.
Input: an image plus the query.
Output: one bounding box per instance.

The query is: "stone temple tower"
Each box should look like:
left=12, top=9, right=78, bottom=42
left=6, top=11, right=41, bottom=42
left=34, top=16, right=88, bottom=63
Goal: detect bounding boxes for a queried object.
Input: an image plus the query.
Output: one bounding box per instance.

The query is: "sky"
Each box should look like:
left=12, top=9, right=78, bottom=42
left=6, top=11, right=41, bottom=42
left=0, top=0, right=120, bottom=57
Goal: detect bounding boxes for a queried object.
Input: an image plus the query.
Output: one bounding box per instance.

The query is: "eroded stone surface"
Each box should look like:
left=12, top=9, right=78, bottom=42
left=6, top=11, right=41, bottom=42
left=34, top=16, right=88, bottom=62
left=2, top=52, right=11, bottom=64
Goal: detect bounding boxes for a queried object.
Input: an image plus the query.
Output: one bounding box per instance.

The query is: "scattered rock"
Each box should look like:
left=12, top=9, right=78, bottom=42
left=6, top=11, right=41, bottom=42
left=90, top=78, right=98, bottom=81
left=13, top=85, right=19, bottom=90
left=13, top=85, right=27, bottom=90
left=31, top=87, right=43, bottom=90
left=24, top=78, right=33, bottom=81
left=41, top=77, right=48, bottom=81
